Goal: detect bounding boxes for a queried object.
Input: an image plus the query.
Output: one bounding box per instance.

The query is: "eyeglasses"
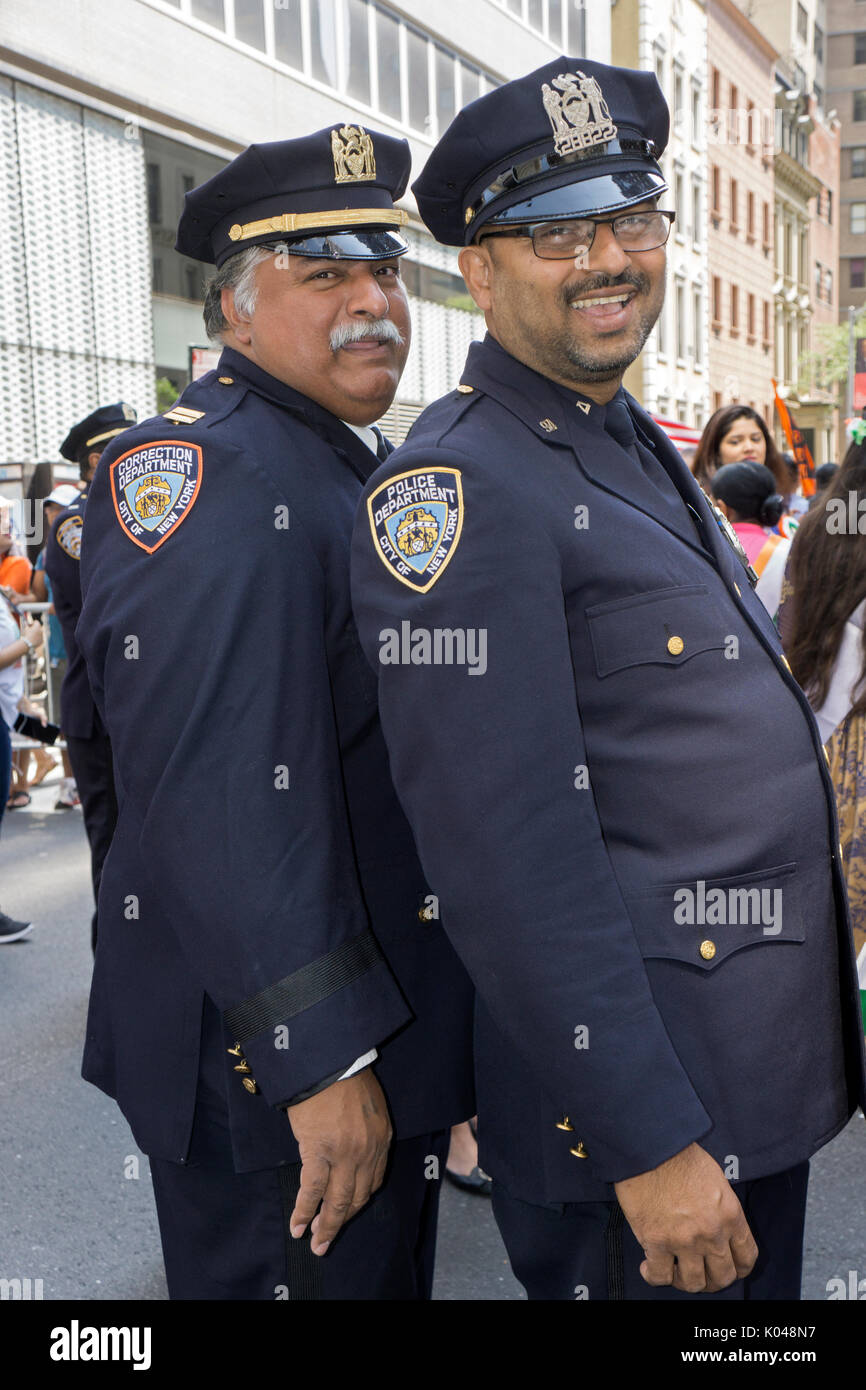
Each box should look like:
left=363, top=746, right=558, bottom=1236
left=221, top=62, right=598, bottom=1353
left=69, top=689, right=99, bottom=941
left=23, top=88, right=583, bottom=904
left=479, top=210, right=675, bottom=260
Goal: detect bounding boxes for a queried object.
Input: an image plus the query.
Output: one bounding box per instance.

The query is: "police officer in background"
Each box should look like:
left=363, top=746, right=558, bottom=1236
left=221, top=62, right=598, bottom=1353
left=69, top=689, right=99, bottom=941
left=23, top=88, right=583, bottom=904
left=351, top=59, right=866, bottom=1300
left=76, top=127, right=473, bottom=1300
left=45, top=405, right=135, bottom=951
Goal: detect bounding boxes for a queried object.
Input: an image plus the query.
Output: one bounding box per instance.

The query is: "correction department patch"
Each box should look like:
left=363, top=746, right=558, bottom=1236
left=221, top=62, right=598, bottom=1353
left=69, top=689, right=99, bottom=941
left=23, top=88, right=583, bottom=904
left=109, top=440, right=203, bottom=553
left=55, top=514, right=83, bottom=560
left=367, top=467, right=463, bottom=592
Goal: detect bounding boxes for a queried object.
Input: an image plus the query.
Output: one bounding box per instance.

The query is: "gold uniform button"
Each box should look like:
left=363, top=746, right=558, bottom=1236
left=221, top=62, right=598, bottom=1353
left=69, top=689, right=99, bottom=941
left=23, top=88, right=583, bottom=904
left=556, top=1116, right=574, bottom=1132
left=228, top=224, right=243, bottom=241
left=242, top=1077, right=259, bottom=1094
left=233, top=1061, right=252, bottom=1074
left=218, top=376, right=234, bottom=384
left=700, top=939, right=716, bottom=961
left=667, top=635, right=684, bottom=656
left=226, top=1043, right=244, bottom=1058
left=569, top=1142, right=589, bottom=1159
left=456, top=383, right=474, bottom=394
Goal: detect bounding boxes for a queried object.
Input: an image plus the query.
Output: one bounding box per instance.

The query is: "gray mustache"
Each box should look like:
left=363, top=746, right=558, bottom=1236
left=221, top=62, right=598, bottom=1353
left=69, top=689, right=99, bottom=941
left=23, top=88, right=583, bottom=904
left=329, top=319, right=404, bottom=352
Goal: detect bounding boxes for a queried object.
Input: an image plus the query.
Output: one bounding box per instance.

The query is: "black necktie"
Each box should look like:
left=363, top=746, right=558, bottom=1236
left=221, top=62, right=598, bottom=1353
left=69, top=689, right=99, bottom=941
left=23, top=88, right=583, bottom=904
left=371, top=425, right=389, bottom=462
left=603, top=399, right=687, bottom=512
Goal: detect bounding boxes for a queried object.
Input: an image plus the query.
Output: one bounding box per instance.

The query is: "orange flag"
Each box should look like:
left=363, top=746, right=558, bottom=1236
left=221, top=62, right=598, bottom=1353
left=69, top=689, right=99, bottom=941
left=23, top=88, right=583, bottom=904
left=772, top=380, right=816, bottom=497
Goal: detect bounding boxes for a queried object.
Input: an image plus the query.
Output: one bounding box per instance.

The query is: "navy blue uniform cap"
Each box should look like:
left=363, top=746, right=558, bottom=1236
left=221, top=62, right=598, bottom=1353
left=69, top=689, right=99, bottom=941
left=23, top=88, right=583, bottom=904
left=60, top=402, right=137, bottom=462
left=413, top=57, right=669, bottom=246
left=176, top=126, right=412, bottom=266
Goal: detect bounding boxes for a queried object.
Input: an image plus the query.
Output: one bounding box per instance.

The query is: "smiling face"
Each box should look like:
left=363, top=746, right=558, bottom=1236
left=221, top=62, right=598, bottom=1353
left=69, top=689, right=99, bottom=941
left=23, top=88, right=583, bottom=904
left=458, top=200, right=667, bottom=403
left=718, top=414, right=767, bottom=467
left=221, top=250, right=411, bottom=425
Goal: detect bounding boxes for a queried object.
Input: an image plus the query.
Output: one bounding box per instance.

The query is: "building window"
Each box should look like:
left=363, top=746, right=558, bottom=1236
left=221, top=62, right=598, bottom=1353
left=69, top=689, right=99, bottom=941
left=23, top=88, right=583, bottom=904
left=814, top=23, right=824, bottom=63
left=745, top=100, right=757, bottom=151
left=856, top=33, right=866, bottom=64
left=784, top=220, right=792, bottom=276
left=274, top=0, right=303, bottom=67
left=345, top=0, right=372, bottom=105
left=192, top=0, right=225, bottom=29
left=825, top=268, right=833, bottom=302
left=730, top=177, right=738, bottom=230
left=407, top=25, right=431, bottom=132
left=235, top=0, right=265, bottom=50
left=692, top=178, right=702, bottom=245
left=730, top=283, right=739, bottom=334
left=796, top=3, right=808, bottom=41
left=815, top=261, right=823, bottom=299
left=747, top=292, right=756, bottom=340
left=854, top=91, right=866, bottom=121
left=693, top=288, right=703, bottom=363
left=309, top=0, right=338, bottom=87
left=711, top=165, right=721, bottom=217
left=852, top=203, right=866, bottom=235
left=712, top=275, right=722, bottom=327
left=674, top=67, right=684, bottom=134
left=691, top=83, right=700, bottom=145
left=851, top=258, right=866, bottom=289
left=747, top=190, right=755, bottom=240
left=763, top=200, right=771, bottom=249
left=185, top=264, right=201, bottom=301
left=676, top=281, right=686, bottom=358
left=436, top=47, right=457, bottom=137
left=675, top=166, right=685, bottom=233
left=375, top=6, right=402, bottom=121
left=853, top=147, right=866, bottom=178
left=461, top=62, right=481, bottom=105
left=657, top=297, right=667, bottom=356
left=152, top=258, right=163, bottom=294
left=146, top=163, right=161, bottom=224
left=799, top=227, right=808, bottom=284
left=763, top=300, right=771, bottom=346
left=826, top=189, right=833, bottom=224
left=654, top=44, right=665, bottom=89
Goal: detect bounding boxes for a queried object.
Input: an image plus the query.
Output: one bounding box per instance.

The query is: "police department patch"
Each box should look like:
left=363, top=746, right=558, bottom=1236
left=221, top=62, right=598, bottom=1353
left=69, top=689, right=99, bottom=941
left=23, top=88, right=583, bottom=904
left=55, top=514, right=83, bottom=560
left=110, top=440, right=202, bottom=553
left=367, top=467, right=463, bottom=592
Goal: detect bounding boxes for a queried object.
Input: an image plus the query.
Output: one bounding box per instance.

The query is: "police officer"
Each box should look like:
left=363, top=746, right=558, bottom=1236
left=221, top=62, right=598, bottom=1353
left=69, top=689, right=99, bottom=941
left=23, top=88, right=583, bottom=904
left=76, top=126, right=473, bottom=1300
left=45, top=405, right=135, bottom=950
left=350, top=59, right=866, bottom=1300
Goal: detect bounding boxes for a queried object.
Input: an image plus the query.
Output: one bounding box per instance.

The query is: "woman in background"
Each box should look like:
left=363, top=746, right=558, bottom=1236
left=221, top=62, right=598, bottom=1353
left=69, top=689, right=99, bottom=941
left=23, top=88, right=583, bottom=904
left=710, top=461, right=790, bottom=623
left=781, top=422, right=866, bottom=974
left=692, top=407, right=800, bottom=543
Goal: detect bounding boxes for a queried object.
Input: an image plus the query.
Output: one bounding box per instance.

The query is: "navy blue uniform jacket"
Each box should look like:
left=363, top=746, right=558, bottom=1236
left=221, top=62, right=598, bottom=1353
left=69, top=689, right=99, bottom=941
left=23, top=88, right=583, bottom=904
left=350, top=334, right=866, bottom=1205
left=76, top=347, right=474, bottom=1171
left=45, top=493, right=102, bottom=739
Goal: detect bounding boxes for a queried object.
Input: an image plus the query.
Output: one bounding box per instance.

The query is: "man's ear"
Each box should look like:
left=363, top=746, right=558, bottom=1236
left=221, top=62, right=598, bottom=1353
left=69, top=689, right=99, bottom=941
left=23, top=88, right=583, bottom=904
left=458, top=244, right=494, bottom=313
left=221, top=285, right=252, bottom=344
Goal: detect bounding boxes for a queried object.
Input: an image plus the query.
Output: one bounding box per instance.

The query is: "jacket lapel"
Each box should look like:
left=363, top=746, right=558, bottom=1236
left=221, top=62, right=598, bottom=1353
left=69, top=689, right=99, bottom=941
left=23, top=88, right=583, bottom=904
left=461, top=339, right=715, bottom=561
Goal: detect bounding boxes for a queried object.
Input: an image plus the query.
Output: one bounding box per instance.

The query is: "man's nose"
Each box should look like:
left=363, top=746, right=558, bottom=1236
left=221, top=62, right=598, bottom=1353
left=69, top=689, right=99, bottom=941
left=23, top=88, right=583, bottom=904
left=581, top=223, right=631, bottom=275
left=346, top=270, right=390, bottom=316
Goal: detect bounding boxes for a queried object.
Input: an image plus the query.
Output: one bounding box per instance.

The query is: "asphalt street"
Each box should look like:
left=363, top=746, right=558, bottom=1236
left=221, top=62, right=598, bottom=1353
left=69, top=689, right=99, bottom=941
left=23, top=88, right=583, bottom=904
left=0, top=771, right=863, bottom=1302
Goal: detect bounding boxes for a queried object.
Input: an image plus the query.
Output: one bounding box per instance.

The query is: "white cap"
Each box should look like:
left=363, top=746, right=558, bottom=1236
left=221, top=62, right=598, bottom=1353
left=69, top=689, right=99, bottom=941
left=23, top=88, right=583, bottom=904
left=45, top=484, right=80, bottom=507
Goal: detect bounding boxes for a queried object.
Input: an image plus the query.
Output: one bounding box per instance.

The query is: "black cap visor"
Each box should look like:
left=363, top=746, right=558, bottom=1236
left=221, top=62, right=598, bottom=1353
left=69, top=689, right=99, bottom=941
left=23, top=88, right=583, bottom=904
left=481, top=169, right=667, bottom=230
left=280, top=228, right=409, bottom=260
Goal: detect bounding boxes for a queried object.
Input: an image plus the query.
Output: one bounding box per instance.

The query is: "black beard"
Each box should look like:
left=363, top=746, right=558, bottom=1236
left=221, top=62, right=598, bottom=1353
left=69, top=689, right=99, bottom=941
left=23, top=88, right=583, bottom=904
left=552, top=269, right=662, bottom=381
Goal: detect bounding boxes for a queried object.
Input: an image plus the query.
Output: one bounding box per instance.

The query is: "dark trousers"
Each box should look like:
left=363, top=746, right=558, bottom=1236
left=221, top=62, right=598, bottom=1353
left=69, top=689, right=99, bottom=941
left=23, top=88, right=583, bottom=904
left=0, top=720, right=10, bottom=833
left=492, top=1161, right=809, bottom=1301
left=150, top=1110, right=450, bottom=1300
left=66, top=733, right=117, bottom=952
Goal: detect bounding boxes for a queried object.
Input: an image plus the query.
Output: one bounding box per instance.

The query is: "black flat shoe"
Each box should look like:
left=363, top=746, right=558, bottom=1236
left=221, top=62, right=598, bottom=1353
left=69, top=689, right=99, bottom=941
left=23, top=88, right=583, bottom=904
left=445, top=1165, right=492, bottom=1196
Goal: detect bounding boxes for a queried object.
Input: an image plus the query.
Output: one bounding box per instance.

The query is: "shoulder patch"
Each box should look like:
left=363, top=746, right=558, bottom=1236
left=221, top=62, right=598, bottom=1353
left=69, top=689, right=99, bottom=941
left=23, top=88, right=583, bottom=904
left=367, top=467, right=463, bottom=592
left=56, top=514, right=83, bottom=560
left=110, top=440, right=202, bottom=553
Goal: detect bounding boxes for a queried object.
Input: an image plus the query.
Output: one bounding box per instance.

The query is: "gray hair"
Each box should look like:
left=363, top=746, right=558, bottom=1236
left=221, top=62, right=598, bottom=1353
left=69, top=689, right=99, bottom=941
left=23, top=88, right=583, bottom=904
left=202, top=245, right=278, bottom=340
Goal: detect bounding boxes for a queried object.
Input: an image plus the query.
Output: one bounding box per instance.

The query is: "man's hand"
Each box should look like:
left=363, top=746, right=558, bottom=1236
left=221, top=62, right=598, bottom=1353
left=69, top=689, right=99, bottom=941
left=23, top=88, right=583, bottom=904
left=286, top=1069, right=392, bottom=1256
left=614, top=1142, right=758, bottom=1293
